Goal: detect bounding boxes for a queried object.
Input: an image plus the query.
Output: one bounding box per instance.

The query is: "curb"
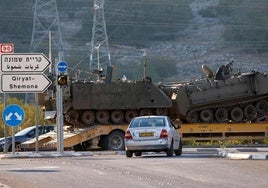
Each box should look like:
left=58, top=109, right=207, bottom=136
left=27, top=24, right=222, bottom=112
left=1, top=148, right=268, bottom=160
left=0, top=151, right=127, bottom=159
left=0, top=151, right=93, bottom=159
left=218, top=151, right=268, bottom=160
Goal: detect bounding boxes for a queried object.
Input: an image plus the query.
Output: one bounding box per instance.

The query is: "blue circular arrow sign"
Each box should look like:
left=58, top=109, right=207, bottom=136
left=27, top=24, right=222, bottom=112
left=2, top=104, right=25, bottom=127
left=57, top=61, right=68, bottom=73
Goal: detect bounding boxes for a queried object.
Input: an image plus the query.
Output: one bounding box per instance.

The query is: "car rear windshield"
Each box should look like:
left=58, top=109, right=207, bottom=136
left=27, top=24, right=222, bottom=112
left=130, top=117, right=165, bottom=128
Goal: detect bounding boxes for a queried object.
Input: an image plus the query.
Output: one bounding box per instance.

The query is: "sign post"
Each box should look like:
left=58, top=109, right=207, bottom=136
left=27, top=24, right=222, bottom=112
left=56, top=61, right=68, bottom=153
left=0, top=53, right=52, bottom=153
left=0, top=43, right=14, bottom=153
left=2, top=104, right=25, bottom=154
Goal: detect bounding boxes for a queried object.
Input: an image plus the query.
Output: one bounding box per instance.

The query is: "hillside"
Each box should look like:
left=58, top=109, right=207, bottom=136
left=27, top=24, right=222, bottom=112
left=0, top=0, right=267, bottom=82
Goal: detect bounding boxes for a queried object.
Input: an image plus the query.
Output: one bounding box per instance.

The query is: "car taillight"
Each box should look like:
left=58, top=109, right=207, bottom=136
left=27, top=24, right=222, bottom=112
left=125, top=130, right=133, bottom=140
left=160, top=129, right=168, bottom=138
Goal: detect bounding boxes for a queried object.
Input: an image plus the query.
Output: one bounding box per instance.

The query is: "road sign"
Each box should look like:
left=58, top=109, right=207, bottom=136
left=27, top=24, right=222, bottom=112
left=0, top=43, right=14, bottom=53
left=57, top=61, right=68, bottom=73
left=1, top=53, right=51, bottom=72
left=1, top=74, right=52, bottom=93
left=2, top=104, right=24, bottom=127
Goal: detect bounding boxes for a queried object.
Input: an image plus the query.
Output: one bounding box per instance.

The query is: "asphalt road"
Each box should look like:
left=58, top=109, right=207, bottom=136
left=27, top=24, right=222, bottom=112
left=0, top=151, right=268, bottom=188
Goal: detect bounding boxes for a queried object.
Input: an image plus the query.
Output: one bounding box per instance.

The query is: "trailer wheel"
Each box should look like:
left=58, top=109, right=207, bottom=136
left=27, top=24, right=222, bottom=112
left=107, top=130, right=125, bottom=151
left=230, top=107, right=243, bottom=122
left=125, top=110, right=138, bottom=123
left=111, top=110, right=124, bottom=124
left=215, top=108, right=228, bottom=122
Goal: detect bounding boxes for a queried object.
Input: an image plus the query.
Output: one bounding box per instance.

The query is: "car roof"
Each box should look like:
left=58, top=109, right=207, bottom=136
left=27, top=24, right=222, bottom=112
left=133, top=115, right=167, bottom=119
left=129, top=116, right=168, bottom=128
left=15, top=125, right=54, bottom=136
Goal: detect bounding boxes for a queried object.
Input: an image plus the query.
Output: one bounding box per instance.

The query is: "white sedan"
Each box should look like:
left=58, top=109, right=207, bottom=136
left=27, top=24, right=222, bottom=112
left=125, top=116, right=182, bottom=157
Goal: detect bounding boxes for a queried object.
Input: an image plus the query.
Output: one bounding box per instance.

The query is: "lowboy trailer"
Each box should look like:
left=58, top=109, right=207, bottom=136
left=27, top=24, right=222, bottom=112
left=19, top=122, right=268, bottom=151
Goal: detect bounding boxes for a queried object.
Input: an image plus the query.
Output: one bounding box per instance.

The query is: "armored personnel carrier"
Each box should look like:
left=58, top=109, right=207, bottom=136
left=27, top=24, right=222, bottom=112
left=160, top=62, right=268, bottom=123
left=44, top=73, right=172, bottom=127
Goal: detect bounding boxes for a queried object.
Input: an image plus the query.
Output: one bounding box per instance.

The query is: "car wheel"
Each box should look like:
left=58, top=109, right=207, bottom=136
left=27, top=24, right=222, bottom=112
left=126, top=150, right=133, bottom=157
left=166, top=141, right=174, bottom=156
left=134, top=152, right=142, bottom=157
left=8, top=142, right=20, bottom=152
left=175, top=140, right=182, bottom=156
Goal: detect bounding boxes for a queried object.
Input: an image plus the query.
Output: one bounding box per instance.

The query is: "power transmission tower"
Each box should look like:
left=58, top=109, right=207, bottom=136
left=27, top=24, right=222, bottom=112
left=90, top=0, right=112, bottom=72
left=30, top=0, right=64, bottom=64
left=27, top=0, right=64, bottom=104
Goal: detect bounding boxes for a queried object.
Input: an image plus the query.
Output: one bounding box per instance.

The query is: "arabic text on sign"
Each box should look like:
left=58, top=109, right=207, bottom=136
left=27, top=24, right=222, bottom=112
left=5, top=64, right=40, bottom=71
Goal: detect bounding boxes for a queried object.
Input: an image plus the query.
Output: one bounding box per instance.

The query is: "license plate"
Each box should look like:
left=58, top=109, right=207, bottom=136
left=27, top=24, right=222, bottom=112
left=139, top=132, right=154, bottom=137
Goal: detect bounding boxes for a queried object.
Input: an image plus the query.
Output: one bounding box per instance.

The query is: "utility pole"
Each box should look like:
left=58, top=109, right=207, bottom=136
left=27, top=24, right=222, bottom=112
left=90, top=0, right=112, bottom=72
left=30, top=0, right=64, bottom=153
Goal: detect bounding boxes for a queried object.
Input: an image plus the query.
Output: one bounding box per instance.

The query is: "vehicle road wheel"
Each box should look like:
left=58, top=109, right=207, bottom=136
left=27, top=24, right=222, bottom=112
left=230, top=107, right=243, bottom=122
left=96, top=110, right=109, bottom=124
left=126, top=150, right=133, bottom=157
left=256, top=100, right=268, bottom=115
left=185, top=112, right=198, bottom=123
left=81, top=110, right=95, bottom=125
left=175, top=140, right=182, bottom=156
left=215, top=108, right=228, bottom=122
left=156, top=108, right=168, bottom=115
left=200, top=109, right=213, bottom=122
left=107, top=130, right=125, bottom=151
left=134, top=152, right=142, bottom=157
left=8, top=143, right=20, bottom=152
left=244, top=105, right=257, bottom=120
left=139, top=109, right=153, bottom=116
left=166, top=141, right=174, bottom=157
left=111, top=110, right=124, bottom=124
left=125, top=110, right=138, bottom=123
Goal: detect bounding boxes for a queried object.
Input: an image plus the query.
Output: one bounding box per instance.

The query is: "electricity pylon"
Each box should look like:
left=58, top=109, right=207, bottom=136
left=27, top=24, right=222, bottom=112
left=90, top=0, right=112, bottom=72
left=27, top=0, right=64, bottom=104
left=30, top=0, right=64, bottom=65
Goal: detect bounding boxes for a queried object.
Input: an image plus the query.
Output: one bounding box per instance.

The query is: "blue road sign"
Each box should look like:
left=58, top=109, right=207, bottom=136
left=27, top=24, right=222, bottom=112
left=57, top=61, right=68, bottom=73
left=2, top=104, right=25, bottom=127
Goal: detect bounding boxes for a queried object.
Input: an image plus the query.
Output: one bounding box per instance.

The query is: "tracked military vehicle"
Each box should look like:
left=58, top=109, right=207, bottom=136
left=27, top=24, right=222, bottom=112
left=44, top=70, right=172, bottom=127
left=45, top=62, right=268, bottom=126
left=160, top=62, right=268, bottom=123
